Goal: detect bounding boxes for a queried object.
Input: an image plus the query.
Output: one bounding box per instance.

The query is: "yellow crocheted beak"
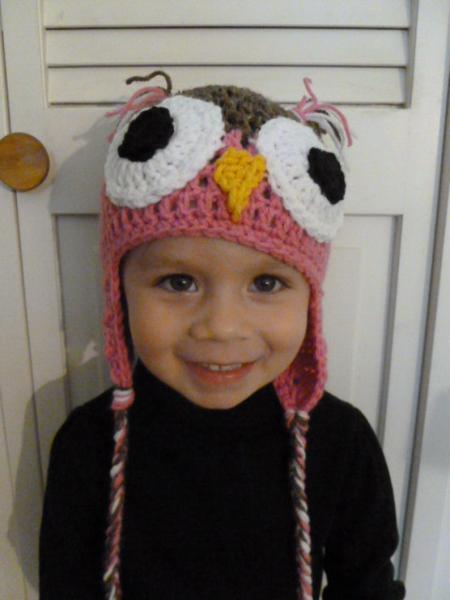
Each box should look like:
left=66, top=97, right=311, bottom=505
left=213, top=147, right=266, bottom=223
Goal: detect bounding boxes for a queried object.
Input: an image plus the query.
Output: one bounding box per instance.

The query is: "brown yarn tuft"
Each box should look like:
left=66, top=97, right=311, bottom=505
left=126, top=69, right=173, bottom=95
left=181, top=85, right=322, bottom=143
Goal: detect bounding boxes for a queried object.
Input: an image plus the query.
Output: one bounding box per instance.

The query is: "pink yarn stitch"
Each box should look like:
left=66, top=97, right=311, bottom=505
left=293, top=77, right=353, bottom=148
left=105, top=86, right=168, bottom=143
left=106, top=86, right=168, bottom=120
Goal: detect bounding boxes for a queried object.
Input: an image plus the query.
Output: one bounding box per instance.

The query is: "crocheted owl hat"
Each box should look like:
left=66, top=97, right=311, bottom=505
left=100, top=71, right=352, bottom=600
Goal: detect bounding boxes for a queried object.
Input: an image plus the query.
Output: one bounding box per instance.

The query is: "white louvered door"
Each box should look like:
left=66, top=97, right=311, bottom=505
left=0, top=1, right=448, bottom=598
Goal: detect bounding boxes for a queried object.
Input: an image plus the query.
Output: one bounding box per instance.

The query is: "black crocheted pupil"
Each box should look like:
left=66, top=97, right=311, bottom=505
left=307, top=147, right=346, bottom=205
left=118, top=106, right=174, bottom=162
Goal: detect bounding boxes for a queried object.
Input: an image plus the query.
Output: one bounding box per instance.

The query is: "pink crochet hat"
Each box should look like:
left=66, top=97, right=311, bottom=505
left=100, top=72, right=352, bottom=600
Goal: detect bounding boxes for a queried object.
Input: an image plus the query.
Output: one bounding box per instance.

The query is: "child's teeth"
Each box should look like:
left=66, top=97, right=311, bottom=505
left=201, top=363, right=243, bottom=371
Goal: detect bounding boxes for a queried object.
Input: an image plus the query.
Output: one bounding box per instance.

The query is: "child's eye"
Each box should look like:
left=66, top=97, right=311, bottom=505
left=157, top=274, right=197, bottom=293
left=250, top=275, right=285, bottom=293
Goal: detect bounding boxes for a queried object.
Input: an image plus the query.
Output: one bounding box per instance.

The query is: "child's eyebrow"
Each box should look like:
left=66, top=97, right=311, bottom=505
left=137, top=256, right=188, bottom=270
left=138, top=255, right=294, bottom=274
left=142, top=256, right=189, bottom=268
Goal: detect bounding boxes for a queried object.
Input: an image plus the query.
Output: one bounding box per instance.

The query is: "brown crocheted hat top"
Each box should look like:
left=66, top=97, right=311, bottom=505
left=181, top=84, right=321, bottom=143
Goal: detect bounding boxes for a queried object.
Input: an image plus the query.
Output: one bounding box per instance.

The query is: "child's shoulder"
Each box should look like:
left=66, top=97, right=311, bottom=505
left=310, top=390, right=380, bottom=451
left=50, top=387, right=114, bottom=461
left=44, top=389, right=114, bottom=506
left=313, top=389, right=368, bottom=422
left=62, top=387, right=113, bottom=430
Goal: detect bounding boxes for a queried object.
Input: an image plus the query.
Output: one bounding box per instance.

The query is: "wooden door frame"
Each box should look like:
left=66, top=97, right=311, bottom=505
left=403, top=65, right=450, bottom=597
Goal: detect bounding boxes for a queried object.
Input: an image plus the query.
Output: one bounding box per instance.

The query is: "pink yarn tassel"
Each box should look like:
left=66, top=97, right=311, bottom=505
left=105, top=86, right=168, bottom=142
left=106, top=86, right=168, bottom=120
left=293, top=77, right=353, bottom=148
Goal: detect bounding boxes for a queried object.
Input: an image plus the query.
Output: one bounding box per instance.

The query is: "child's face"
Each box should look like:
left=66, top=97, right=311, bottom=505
left=123, top=237, right=310, bottom=409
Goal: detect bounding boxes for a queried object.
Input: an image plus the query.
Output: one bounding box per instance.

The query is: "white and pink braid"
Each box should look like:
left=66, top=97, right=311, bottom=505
left=285, top=410, right=314, bottom=599
left=103, top=390, right=134, bottom=600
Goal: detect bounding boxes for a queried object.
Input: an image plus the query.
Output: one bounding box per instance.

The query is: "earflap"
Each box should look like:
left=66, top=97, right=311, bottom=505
left=274, top=282, right=328, bottom=414
left=100, top=188, right=135, bottom=391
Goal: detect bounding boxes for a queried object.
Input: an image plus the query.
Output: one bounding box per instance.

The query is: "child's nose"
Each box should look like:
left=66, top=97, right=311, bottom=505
left=188, top=292, right=250, bottom=341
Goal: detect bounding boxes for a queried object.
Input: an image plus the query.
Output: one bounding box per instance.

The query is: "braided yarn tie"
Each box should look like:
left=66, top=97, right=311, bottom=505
left=103, top=388, right=135, bottom=600
left=286, top=409, right=314, bottom=600
left=111, top=387, right=135, bottom=411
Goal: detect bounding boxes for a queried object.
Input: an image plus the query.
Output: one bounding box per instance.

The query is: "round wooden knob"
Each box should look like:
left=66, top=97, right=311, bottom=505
left=0, top=132, right=50, bottom=191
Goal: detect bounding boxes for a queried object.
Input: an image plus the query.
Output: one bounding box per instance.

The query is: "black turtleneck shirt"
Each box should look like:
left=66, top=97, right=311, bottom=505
left=39, top=361, right=406, bottom=599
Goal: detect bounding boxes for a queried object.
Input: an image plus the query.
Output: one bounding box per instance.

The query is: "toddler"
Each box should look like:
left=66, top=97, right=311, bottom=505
left=39, top=73, right=406, bottom=600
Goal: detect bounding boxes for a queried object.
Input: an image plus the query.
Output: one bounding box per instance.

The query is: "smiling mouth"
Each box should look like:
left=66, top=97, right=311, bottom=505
left=184, top=360, right=256, bottom=384
left=199, top=362, right=245, bottom=372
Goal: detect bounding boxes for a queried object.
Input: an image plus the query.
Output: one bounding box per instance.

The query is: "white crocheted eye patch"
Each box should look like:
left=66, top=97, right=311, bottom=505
left=105, top=96, right=345, bottom=244
left=255, top=117, right=345, bottom=243
left=105, top=95, right=225, bottom=207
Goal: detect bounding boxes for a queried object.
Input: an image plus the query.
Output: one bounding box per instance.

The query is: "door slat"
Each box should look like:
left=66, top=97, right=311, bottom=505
left=48, top=65, right=405, bottom=106
left=46, top=28, right=408, bottom=67
left=44, top=0, right=410, bottom=28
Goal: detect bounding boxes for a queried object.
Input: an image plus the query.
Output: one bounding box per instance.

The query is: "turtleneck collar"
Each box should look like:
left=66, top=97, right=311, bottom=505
left=131, top=360, right=287, bottom=437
